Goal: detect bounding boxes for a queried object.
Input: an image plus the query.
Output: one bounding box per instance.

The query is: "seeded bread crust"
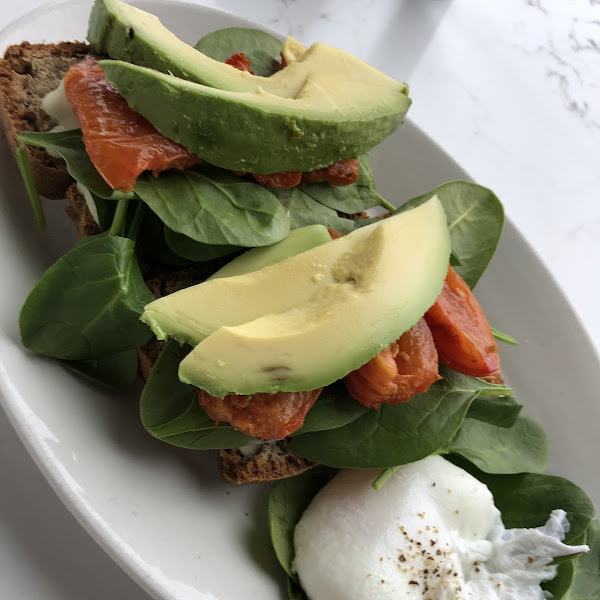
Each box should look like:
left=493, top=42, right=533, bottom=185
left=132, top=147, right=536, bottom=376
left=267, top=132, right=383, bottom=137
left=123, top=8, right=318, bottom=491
left=0, top=41, right=89, bottom=198
left=220, top=442, right=315, bottom=485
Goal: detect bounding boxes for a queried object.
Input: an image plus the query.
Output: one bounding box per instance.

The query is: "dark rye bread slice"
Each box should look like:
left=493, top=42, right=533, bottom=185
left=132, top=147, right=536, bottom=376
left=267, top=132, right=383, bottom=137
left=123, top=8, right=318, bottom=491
left=220, top=441, right=315, bottom=485
left=0, top=41, right=89, bottom=198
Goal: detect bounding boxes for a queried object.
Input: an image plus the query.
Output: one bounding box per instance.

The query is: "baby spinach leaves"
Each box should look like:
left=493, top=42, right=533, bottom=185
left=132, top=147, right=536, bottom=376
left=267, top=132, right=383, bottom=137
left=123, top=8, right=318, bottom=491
left=17, top=130, right=133, bottom=200
left=287, top=369, right=496, bottom=468
left=16, top=145, right=46, bottom=229
left=272, top=186, right=355, bottom=233
left=450, top=415, right=549, bottom=474
left=195, top=27, right=284, bottom=77
left=466, top=394, right=522, bottom=428
left=396, top=181, right=504, bottom=288
left=134, top=168, right=290, bottom=247
left=20, top=233, right=154, bottom=360
left=300, top=156, right=390, bottom=214
left=61, top=349, right=139, bottom=391
left=135, top=160, right=389, bottom=249
left=453, top=456, right=596, bottom=545
left=491, top=326, right=518, bottom=345
left=291, top=382, right=370, bottom=435
left=164, top=227, right=240, bottom=262
left=269, top=466, right=337, bottom=581
left=140, top=340, right=254, bottom=449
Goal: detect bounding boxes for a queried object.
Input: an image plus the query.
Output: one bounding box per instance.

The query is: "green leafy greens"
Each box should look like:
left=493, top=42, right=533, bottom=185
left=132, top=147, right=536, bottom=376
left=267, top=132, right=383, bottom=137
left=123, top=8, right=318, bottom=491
left=140, top=340, right=254, bottom=449
left=195, top=27, right=284, bottom=77
left=16, top=145, right=46, bottom=229
left=18, top=129, right=133, bottom=200
left=20, top=233, right=153, bottom=360
left=450, top=415, right=549, bottom=474
left=134, top=167, right=291, bottom=247
left=394, top=180, right=504, bottom=288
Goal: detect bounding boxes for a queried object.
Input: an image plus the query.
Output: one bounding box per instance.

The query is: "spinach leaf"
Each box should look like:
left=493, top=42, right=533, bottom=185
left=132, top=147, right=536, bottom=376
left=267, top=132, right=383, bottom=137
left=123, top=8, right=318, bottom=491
left=164, top=226, right=240, bottom=262
left=548, top=518, right=600, bottom=599
left=287, top=369, right=487, bottom=468
left=466, top=394, right=522, bottom=428
left=491, top=326, right=518, bottom=345
left=20, top=235, right=154, bottom=360
left=139, top=340, right=254, bottom=449
left=61, top=349, right=138, bottom=391
left=395, top=181, right=504, bottom=288
left=271, top=186, right=355, bottom=233
left=162, top=427, right=256, bottom=450
left=136, top=210, right=196, bottom=266
left=195, top=27, right=283, bottom=77
left=134, top=168, right=290, bottom=247
left=453, top=457, right=596, bottom=545
left=449, top=251, right=462, bottom=267
left=350, top=216, right=379, bottom=229
left=16, top=145, right=46, bottom=229
left=453, top=375, right=512, bottom=398
left=450, top=415, right=549, bottom=474
left=141, top=341, right=214, bottom=433
left=301, top=156, right=390, bottom=214
left=17, top=130, right=132, bottom=200
left=291, top=382, right=370, bottom=435
left=269, top=466, right=337, bottom=580
left=89, top=190, right=117, bottom=231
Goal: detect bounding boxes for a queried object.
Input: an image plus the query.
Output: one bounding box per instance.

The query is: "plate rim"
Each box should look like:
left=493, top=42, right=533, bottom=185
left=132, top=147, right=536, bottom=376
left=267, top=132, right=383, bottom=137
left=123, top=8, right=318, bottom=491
left=0, top=2, right=599, bottom=600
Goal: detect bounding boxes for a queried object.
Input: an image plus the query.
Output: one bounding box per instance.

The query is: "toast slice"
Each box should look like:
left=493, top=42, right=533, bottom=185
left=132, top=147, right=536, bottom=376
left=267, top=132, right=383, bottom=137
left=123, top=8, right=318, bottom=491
left=0, top=41, right=89, bottom=198
left=1, top=41, right=318, bottom=485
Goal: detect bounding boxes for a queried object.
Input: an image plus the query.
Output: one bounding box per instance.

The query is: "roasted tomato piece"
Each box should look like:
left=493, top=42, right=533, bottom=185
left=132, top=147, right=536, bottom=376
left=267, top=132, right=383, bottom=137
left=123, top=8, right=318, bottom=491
left=327, top=227, right=345, bottom=240
left=225, top=52, right=254, bottom=73
left=302, top=158, right=360, bottom=186
left=252, top=171, right=302, bottom=188
left=343, top=319, right=439, bottom=408
left=425, top=266, right=500, bottom=377
left=63, top=57, right=202, bottom=192
left=198, top=388, right=322, bottom=439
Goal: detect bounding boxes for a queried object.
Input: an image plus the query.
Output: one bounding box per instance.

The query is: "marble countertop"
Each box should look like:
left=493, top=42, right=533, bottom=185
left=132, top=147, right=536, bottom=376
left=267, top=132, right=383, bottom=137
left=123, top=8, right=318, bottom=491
left=1, top=0, right=598, bottom=598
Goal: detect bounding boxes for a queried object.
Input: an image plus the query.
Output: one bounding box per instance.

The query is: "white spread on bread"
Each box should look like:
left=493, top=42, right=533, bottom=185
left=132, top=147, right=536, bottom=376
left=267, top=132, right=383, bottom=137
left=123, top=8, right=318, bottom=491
left=41, top=79, right=79, bottom=132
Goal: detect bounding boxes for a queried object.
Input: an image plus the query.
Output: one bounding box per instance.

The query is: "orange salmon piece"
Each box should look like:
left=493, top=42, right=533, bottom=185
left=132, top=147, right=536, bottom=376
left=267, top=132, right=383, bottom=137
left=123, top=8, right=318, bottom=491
left=63, top=57, right=201, bottom=192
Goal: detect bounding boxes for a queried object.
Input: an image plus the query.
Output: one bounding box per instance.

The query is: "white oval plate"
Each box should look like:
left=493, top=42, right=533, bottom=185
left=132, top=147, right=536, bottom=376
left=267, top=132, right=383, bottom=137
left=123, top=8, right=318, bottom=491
left=0, top=2, right=598, bottom=599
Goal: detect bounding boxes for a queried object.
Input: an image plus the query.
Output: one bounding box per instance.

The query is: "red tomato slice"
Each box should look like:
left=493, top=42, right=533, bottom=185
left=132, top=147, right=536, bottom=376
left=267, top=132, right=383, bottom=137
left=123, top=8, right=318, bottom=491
left=63, top=57, right=202, bottom=192
left=198, top=388, right=322, bottom=440
left=302, top=159, right=360, bottom=186
left=252, top=171, right=302, bottom=188
left=425, top=265, right=500, bottom=377
left=343, top=318, right=439, bottom=408
left=225, top=52, right=254, bottom=73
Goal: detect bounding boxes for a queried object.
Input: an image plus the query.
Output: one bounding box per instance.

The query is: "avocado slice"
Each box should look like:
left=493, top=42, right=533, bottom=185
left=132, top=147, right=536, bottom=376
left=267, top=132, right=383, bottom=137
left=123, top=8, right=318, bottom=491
left=89, top=0, right=411, bottom=173
left=141, top=225, right=334, bottom=345
left=175, top=197, right=450, bottom=397
left=208, top=224, right=332, bottom=280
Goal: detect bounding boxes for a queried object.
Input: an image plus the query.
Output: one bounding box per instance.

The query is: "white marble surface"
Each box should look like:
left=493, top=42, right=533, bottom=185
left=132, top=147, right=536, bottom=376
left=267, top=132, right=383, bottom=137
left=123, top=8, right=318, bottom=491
left=0, top=0, right=598, bottom=598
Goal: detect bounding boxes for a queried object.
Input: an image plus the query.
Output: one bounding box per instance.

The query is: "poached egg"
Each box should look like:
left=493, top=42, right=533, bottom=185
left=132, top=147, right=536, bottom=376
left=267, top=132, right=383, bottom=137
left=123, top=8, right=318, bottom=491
left=293, top=456, right=587, bottom=600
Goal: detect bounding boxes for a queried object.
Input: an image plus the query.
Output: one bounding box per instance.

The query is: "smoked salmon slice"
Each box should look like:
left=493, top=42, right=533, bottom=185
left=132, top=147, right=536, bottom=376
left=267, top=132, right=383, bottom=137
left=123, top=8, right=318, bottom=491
left=63, top=56, right=201, bottom=193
